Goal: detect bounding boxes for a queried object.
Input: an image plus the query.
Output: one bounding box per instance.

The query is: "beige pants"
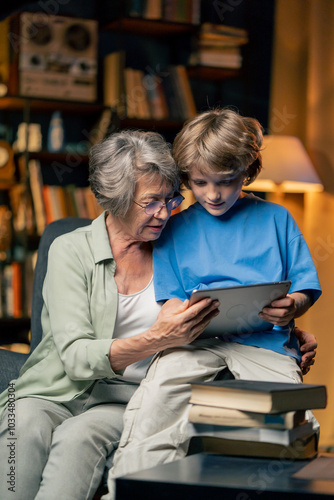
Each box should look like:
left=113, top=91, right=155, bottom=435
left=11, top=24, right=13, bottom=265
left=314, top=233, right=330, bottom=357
left=103, top=340, right=308, bottom=499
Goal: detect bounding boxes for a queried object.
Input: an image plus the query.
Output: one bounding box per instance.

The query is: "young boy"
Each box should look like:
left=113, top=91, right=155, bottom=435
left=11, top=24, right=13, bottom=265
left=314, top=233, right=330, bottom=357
left=104, top=108, right=321, bottom=496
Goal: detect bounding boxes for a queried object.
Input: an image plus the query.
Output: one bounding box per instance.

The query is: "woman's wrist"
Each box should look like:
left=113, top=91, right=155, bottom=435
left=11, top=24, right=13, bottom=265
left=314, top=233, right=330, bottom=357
left=108, top=332, right=159, bottom=373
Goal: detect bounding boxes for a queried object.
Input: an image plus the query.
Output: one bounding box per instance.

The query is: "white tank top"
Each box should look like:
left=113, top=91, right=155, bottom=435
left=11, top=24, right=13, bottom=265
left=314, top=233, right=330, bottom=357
left=114, top=277, right=162, bottom=382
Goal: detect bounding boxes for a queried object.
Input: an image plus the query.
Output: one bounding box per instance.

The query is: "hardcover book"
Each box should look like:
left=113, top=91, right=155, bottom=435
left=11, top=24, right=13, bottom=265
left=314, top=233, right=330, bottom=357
left=190, top=432, right=318, bottom=460
left=189, top=380, right=327, bottom=414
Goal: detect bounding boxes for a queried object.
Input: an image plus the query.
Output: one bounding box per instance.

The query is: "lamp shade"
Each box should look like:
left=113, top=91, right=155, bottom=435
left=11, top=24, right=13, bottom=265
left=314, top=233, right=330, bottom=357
left=248, top=135, right=323, bottom=192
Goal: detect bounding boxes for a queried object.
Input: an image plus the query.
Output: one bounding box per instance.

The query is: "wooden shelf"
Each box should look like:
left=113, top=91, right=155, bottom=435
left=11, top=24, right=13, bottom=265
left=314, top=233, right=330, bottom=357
left=119, top=117, right=184, bottom=130
left=0, top=96, right=104, bottom=114
left=103, top=18, right=197, bottom=37
left=23, top=151, right=90, bottom=163
left=187, top=66, right=242, bottom=81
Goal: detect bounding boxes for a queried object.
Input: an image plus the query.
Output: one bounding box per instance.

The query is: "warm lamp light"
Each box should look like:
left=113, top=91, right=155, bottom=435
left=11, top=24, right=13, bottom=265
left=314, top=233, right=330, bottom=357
left=248, top=135, right=323, bottom=193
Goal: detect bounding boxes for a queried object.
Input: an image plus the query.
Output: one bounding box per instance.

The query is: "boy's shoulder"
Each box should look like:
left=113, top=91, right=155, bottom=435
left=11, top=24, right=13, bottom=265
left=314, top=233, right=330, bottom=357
left=243, top=193, right=291, bottom=215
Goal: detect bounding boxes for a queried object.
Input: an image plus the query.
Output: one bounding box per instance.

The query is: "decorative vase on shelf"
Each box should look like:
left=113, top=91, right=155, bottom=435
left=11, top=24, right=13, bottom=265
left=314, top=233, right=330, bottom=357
left=47, top=111, right=65, bottom=152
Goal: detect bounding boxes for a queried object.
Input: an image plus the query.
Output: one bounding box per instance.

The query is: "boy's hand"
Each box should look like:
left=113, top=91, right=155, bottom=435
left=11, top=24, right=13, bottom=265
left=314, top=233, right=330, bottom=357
left=259, top=291, right=313, bottom=326
left=259, top=294, right=297, bottom=326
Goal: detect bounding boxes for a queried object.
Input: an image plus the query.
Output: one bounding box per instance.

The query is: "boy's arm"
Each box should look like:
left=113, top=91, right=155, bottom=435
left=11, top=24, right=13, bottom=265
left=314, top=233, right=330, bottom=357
left=260, top=294, right=318, bottom=375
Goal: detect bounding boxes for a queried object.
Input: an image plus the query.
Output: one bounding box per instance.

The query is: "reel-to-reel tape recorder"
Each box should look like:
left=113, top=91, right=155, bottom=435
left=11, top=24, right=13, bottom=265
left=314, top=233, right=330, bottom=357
left=8, top=12, right=98, bottom=102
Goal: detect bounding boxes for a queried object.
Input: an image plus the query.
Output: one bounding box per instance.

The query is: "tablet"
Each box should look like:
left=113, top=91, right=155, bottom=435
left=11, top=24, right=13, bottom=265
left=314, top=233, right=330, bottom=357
left=189, top=281, right=291, bottom=338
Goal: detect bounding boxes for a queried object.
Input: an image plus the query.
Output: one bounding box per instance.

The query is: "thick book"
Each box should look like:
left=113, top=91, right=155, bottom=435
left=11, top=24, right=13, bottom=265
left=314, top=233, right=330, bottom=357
left=190, top=432, right=318, bottom=460
left=188, top=405, right=306, bottom=430
left=189, top=380, right=327, bottom=414
left=103, top=51, right=126, bottom=116
left=28, top=159, right=46, bottom=236
left=190, top=421, right=314, bottom=446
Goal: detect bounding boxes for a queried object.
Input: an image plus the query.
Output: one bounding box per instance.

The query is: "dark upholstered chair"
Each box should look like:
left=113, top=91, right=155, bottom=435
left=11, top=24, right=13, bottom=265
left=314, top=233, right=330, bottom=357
left=0, top=217, right=92, bottom=395
left=0, top=217, right=110, bottom=497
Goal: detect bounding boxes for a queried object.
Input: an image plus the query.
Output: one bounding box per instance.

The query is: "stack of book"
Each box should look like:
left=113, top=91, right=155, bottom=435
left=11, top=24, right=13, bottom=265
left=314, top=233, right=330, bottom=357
left=189, top=23, right=248, bottom=69
left=188, top=380, right=327, bottom=460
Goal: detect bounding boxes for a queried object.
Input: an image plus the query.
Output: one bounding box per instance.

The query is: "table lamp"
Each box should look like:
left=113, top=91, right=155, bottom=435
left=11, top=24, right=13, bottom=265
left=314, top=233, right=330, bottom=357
left=248, top=135, right=323, bottom=193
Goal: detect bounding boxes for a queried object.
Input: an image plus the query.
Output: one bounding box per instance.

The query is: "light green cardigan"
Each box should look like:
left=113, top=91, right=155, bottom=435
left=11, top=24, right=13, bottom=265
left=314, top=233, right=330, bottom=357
left=0, top=212, right=121, bottom=417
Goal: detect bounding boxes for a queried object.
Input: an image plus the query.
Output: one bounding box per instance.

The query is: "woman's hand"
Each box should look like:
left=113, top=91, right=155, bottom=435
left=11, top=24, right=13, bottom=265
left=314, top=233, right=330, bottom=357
left=295, top=326, right=318, bottom=375
left=109, top=297, right=219, bottom=373
left=148, top=297, right=220, bottom=350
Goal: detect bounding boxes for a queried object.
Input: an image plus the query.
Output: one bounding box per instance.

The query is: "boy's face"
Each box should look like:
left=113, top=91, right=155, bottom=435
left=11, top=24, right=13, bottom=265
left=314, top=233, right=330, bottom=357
left=188, top=166, right=245, bottom=217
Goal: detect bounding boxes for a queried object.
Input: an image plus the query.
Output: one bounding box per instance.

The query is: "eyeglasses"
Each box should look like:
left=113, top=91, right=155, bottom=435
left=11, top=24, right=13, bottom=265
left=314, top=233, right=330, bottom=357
left=134, top=194, right=184, bottom=215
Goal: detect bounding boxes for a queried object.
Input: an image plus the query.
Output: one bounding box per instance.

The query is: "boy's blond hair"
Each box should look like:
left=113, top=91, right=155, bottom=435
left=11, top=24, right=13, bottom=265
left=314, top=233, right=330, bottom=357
left=173, top=108, right=263, bottom=187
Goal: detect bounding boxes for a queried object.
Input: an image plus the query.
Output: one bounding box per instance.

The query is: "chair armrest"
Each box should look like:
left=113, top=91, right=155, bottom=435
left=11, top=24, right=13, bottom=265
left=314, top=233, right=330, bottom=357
left=0, top=349, right=28, bottom=394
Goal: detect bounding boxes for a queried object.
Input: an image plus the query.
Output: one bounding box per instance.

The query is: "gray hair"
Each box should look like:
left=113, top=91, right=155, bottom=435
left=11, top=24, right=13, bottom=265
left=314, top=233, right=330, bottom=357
left=89, top=130, right=180, bottom=218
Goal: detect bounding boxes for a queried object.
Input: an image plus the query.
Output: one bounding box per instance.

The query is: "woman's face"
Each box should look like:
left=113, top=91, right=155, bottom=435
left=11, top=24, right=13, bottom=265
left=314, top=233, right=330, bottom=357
left=122, top=174, right=175, bottom=242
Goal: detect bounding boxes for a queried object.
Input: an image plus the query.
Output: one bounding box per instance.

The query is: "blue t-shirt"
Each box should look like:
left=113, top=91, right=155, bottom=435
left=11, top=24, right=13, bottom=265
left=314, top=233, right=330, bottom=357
left=153, top=194, right=322, bottom=361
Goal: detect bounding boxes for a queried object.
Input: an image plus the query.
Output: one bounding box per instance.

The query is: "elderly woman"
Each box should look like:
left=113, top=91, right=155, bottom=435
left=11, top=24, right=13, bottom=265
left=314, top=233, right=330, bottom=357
left=0, top=130, right=316, bottom=500
left=0, top=130, right=219, bottom=500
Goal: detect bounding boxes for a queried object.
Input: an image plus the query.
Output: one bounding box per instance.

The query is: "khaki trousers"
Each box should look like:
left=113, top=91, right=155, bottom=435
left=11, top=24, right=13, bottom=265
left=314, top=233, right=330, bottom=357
left=103, top=340, right=311, bottom=500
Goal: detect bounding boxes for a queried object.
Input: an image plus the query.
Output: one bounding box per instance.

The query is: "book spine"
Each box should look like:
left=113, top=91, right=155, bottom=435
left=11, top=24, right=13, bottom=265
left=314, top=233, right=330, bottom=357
left=12, top=261, right=22, bottom=318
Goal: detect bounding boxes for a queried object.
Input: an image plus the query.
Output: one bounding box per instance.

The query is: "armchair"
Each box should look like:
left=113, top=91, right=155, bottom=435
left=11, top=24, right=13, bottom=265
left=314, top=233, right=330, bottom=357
left=0, top=217, right=92, bottom=394
left=0, top=216, right=119, bottom=497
